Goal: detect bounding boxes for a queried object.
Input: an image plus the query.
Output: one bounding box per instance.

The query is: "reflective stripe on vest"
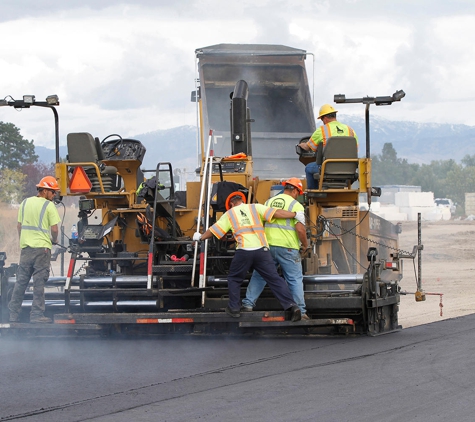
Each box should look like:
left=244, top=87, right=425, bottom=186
left=320, top=124, right=331, bottom=146
left=321, top=124, right=355, bottom=147
left=264, top=198, right=298, bottom=232
left=20, top=198, right=50, bottom=234
left=228, top=204, right=268, bottom=249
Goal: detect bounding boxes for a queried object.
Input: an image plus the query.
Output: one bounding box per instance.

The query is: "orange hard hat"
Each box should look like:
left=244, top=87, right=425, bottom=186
left=36, top=176, right=59, bottom=191
left=225, top=191, right=247, bottom=211
left=282, top=178, right=303, bottom=195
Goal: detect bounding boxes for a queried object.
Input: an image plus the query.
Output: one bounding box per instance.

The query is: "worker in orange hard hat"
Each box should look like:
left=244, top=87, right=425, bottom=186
left=282, top=177, right=304, bottom=195
left=8, top=176, right=61, bottom=324
left=299, top=104, right=358, bottom=189
left=242, top=178, right=311, bottom=319
left=225, top=191, right=247, bottom=211
left=193, top=191, right=302, bottom=321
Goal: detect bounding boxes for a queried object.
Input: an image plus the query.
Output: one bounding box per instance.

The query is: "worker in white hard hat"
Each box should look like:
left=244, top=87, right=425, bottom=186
left=299, top=104, right=358, bottom=189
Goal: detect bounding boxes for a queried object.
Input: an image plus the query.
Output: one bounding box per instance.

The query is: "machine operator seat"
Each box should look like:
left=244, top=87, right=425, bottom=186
left=313, top=136, right=358, bottom=189
left=67, top=132, right=118, bottom=192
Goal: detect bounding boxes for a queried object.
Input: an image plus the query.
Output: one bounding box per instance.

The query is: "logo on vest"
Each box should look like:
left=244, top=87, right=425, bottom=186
left=239, top=209, right=251, bottom=225
left=269, top=198, right=285, bottom=209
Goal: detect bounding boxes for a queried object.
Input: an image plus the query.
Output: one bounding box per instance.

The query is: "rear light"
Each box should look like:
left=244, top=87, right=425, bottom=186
left=262, top=316, right=285, bottom=322
left=385, top=261, right=399, bottom=270
left=55, top=319, right=76, bottom=324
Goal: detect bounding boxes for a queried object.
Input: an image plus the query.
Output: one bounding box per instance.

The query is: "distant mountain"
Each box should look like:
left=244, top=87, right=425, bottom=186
left=35, top=126, right=199, bottom=172
left=35, top=145, right=67, bottom=165
left=34, top=119, right=475, bottom=169
left=133, top=126, right=199, bottom=172
left=342, top=115, right=475, bottom=164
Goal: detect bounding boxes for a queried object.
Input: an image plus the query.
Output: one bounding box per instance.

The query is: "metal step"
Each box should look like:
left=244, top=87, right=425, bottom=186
left=152, top=264, right=193, bottom=274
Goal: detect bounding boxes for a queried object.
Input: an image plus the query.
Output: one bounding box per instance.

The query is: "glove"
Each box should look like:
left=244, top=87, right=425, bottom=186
left=299, top=246, right=311, bottom=257
left=295, top=211, right=305, bottom=225
left=193, top=232, right=202, bottom=241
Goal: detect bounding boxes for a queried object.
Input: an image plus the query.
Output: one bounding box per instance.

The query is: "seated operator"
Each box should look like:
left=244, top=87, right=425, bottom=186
left=298, top=104, right=358, bottom=189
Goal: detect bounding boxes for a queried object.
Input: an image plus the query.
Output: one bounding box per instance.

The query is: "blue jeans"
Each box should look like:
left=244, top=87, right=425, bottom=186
left=305, top=162, right=321, bottom=190
left=243, top=246, right=306, bottom=314
left=227, top=248, right=295, bottom=312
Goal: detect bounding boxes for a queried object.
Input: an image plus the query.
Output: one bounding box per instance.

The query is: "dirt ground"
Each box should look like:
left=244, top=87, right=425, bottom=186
left=397, top=219, right=475, bottom=328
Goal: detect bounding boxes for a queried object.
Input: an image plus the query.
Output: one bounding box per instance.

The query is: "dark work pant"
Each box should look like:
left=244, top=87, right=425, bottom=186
left=8, top=247, right=51, bottom=318
left=227, top=248, right=295, bottom=311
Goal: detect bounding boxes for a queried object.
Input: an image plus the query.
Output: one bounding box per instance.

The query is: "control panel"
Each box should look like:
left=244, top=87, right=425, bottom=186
left=212, top=161, right=246, bottom=174
left=102, top=139, right=147, bottom=163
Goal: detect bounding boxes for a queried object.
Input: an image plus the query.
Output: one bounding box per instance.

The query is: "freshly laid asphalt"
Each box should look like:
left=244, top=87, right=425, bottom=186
left=1, top=314, right=474, bottom=422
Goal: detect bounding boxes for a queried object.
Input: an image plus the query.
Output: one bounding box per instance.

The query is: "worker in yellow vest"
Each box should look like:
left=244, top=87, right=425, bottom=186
left=299, top=104, right=358, bottom=189
left=194, top=192, right=302, bottom=321
left=8, top=176, right=61, bottom=323
left=242, top=178, right=310, bottom=319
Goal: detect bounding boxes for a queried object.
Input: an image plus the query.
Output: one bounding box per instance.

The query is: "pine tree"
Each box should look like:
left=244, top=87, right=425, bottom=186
left=0, top=121, right=38, bottom=170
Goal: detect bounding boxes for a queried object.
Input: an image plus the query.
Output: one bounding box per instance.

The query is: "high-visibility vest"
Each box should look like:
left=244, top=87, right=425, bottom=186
left=264, top=193, right=304, bottom=250
left=307, top=121, right=358, bottom=152
left=209, top=203, right=276, bottom=250
left=18, top=196, right=61, bottom=249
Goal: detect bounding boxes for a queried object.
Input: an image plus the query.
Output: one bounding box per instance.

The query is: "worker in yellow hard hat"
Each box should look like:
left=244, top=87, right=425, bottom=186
left=8, top=176, right=61, bottom=324
left=242, top=178, right=311, bottom=319
left=299, top=104, right=358, bottom=189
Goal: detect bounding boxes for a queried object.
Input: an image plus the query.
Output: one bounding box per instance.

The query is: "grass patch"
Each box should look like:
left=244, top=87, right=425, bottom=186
left=0, top=203, right=21, bottom=262
left=0, top=201, right=79, bottom=267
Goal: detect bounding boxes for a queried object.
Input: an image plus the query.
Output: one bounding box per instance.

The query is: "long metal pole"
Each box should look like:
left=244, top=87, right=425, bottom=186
left=365, top=104, right=370, bottom=159
left=417, top=212, right=422, bottom=292
left=52, top=106, right=60, bottom=163
left=201, top=147, right=214, bottom=305
left=191, top=129, right=213, bottom=286
left=34, top=103, right=60, bottom=163
left=60, top=226, right=65, bottom=276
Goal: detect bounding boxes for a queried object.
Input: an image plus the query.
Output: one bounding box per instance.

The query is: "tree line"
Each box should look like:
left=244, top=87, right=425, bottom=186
left=0, top=120, right=471, bottom=208
left=371, top=143, right=473, bottom=208
left=0, top=121, right=54, bottom=204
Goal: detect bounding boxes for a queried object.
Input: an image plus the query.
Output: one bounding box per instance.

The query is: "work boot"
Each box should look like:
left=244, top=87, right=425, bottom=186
left=241, top=305, right=253, bottom=312
left=30, top=315, right=53, bottom=324
left=225, top=306, right=241, bottom=318
left=301, top=313, right=310, bottom=321
left=9, top=313, right=19, bottom=323
left=287, top=305, right=301, bottom=322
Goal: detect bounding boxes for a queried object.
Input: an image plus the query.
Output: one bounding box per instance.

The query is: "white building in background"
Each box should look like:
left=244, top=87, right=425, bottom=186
left=360, top=185, right=451, bottom=222
left=465, top=193, right=475, bottom=216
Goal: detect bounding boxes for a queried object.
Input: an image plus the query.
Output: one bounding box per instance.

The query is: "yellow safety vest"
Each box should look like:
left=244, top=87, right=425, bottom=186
left=307, top=120, right=358, bottom=152
left=264, top=193, right=304, bottom=250
left=209, top=203, right=276, bottom=250
left=18, top=196, right=61, bottom=249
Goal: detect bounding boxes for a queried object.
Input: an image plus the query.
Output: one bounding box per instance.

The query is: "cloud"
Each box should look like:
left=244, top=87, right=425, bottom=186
left=1, top=0, right=475, bottom=149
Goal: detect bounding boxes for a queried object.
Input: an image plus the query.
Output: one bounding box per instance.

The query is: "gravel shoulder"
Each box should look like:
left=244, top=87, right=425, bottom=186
left=398, top=219, right=475, bottom=328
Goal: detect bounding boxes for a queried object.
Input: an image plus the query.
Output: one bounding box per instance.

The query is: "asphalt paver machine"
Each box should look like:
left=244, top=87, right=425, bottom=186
left=0, top=44, right=422, bottom=336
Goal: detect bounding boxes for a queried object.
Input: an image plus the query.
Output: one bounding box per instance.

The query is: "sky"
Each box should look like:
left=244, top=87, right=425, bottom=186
left=1, top=0, right=475, bottom=149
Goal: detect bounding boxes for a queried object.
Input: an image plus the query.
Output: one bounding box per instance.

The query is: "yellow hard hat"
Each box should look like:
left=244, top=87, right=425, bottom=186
left=317, top=104, right=338, bottom=119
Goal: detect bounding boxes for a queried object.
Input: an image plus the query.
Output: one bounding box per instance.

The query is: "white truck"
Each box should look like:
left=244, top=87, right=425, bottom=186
left=435, top=198, right=456, bottom=214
